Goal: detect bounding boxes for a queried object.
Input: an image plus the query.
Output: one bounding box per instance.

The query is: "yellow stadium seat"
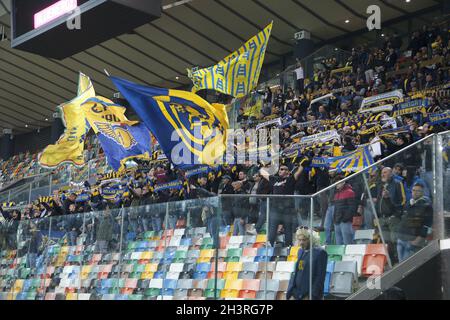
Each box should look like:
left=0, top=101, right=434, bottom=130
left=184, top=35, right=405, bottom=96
left=66, top=293, right=78, bottom=300
left=197, top=249, right=214, bottom=263
left=223, top=262, right=243, bottom=280
left=140, top=271, right=154, bottom=280
left=12, top=280, right=24, bottom=293
left=255, top=235, right=267, bottom=244
left=81, top=265, right=92, bottom=279
left=220, top=279, right=243, bottom=298
left=144, top=263, right=158, bottom=272
left=140, top=252, right=153, bottom=260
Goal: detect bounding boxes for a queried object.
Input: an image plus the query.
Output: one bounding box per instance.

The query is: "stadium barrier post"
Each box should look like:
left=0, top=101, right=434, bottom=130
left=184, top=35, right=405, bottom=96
left=362, top=173, right=393, bottom=268
left=265, top=197, right=270, bottom=300
left=117, top=206, right=125, bottom=297
left=433, top=134, right=445, bottom=240
left=48, top=174, right=52, bottom=196
left=309, top=197, right=314, bottom=301
left=28, top=183, right=32, bottom=204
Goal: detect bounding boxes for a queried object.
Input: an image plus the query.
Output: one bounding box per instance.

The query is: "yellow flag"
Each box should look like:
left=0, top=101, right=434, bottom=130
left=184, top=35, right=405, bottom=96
left=188, top=22, right=273, bottom=98
left=38, top=73, right=95, bottom=168
left=81, top=96, right=138, bottom=133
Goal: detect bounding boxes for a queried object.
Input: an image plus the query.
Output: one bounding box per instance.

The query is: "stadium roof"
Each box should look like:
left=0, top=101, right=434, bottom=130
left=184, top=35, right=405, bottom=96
left=0, top=0, right=442, bottom=133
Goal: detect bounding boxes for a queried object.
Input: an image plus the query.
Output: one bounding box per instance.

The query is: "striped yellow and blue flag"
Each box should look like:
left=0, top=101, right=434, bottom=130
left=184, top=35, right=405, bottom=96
left=188, top=22, right=273, bottom=98
left=110, top=76, right=229, bottom=167
left=312, top=146, right=375, bottom=173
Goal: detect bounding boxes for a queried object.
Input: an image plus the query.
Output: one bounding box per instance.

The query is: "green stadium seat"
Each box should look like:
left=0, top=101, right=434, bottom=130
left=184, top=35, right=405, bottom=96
left=326, top=245, right=346, bottom=261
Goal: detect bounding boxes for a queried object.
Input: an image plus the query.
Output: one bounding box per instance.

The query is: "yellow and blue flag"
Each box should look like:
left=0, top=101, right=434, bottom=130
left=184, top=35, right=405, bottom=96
left=38, top=73, right=95, bottom=168
left=81, top=96, right=138, bottom=128
left=93, top=121, right=152, bottom=172
left=81, top=96, right=152, bottom=171
left=312, top=146, right=375, bottom=173
left=188, top=22, right=273, bottom=98
left=110, top=76, right=229, bottom=167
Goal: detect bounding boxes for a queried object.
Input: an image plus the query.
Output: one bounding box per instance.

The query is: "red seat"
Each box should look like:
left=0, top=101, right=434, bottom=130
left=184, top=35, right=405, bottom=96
left=219, top=236, right=230, bottom=250
left=207, top=262, right=227, bottom=279
left=243, top=248, right=258, bottom=257
left=90, top=254, right=102, bottom=265
left=362, top=244, right=388, bottom=277
left=238, top=279, right=260, bottom=299
left=98, top=264, right=113, bottom=279
left=121, top=279, right=138, bottom=294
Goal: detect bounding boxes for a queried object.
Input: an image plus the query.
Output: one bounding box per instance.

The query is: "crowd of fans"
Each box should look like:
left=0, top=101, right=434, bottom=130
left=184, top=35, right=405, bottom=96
left=1, top=22, right=450, bottom=266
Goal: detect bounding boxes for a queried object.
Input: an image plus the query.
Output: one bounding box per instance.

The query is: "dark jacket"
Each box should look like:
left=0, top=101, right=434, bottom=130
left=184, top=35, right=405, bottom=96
left=376, top=178, right=406, bottom=218
left=287, top=247, right=328, bottom=300
left=398, top=197, right=433, bottom=242
left=332, top=184, right=357, bottom=224
left=231, top=189, right=249, bottom=219
left=96, top=213, right=114, bottom=241
left=63, top=198, right=76, bottom=215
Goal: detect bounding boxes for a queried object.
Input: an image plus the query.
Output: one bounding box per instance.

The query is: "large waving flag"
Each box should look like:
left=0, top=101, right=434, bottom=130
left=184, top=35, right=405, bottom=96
left=81, top=96, right=138, bottom=128
left=82, top=97, right=152, bottom=172
left=188, top=22, right=273, bottom=98
left=38, top=73, right=95, bottom=168
left=110, top=77, right=229, bottom=167
left=94, top=121, right=152, bottom=172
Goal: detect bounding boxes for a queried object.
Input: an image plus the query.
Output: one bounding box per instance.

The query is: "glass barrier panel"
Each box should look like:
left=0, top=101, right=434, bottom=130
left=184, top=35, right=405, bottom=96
left=440, top=132, right=450, bottom=238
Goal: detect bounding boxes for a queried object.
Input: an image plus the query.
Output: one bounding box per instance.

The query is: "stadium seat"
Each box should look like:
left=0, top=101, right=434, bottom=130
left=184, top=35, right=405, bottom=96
left=220, top=279, right=243, bottom=298
left=324, top=261, right=335, bottom=295
left=161, top=279, right=178, bottom=296
left=238, top=279, right=260, bottom=299
left=219, top=236, right=230, bottom=249
left=241, top=248, right=258, bottom=262
left=121, top=279, right=138, bottom=295
left=174, top=279, right=193, bottom=299
left=256, top=279, right=279, bottom=300
left=200, top=238, right=214, bottom=250
left=362, top=244, right=388, bottom=277
left=204, top=279, right=225, bottom=298
left=287, top=246, right=300, bottom=262
left=173, top=251, right=187, bottom=263
left=169, top=236, right=183, bottom=247
left=223, top=262, right=243, bottom=280
left=187, top=279, right=207, bottom=298
left=272, top=262, right=296, bottom=281
left=329, top=261, right=358, bottom=297
left=44, top=293, right=56, bottom=300
left=243, top=236, right=256, bottom=247
left=343, top=244, right=367, bottom=275
left=271, top=247, right=289, bottom=262
left=207, top=262, right=227, bottom=279
left=90, top=254, right=102, bottom=265
left=255, top=247, right=274, bottom=262
left=227, top=236, right=244, bottom=249
left=194, top=263, right=210, bottom=280
left=198, top=249, right=215, bottom=263
left=180, top=238, right=192, bottom=247
left=238, top=262, right=259, bottom=279
left=253, top=235, right=268, bottom=248
left=277, top=280, right=290, bottom=300
left=326, top=245, right=346, bottom=262
left=226, top=248, right=243, bottom=262
left=354, top=229, right=375, bottom=244
left=256, top=262, right=276, bottom=280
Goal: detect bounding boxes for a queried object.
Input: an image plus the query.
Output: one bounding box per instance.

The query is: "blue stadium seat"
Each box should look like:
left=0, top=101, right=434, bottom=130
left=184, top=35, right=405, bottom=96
left=324, top=261, right=335, bottom=295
